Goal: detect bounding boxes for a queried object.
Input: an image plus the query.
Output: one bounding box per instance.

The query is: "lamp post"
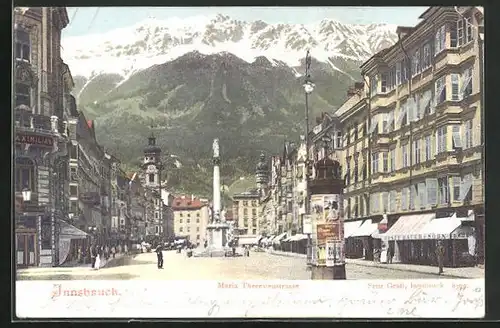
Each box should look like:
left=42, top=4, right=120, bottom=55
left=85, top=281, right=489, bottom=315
left=22, top=188, right=32, bottom=202
left=303, top=50, right=315, bottom=267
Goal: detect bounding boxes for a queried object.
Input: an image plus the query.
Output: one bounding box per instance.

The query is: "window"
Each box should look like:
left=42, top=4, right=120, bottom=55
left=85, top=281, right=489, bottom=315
left=346, top=126, right=350, bottom=145
left=180, top=213, right=183, bottom=217
left=354, top=196, right=359, bottom=217
left=243, top=201, right=248, bottom=206
left=155, top=212, right=158, bottom=219
left=252, top=200, right=258, bottom=207
left=354, top=157, right=358, bottom=183
left=15, top=83, right=31, bottom=108
left=187, top=227, right=190, bottom=232
left=179, top=227, right=183, bottom=232
left=382, top=113, right=389, bottom=133
left=196, top=234, right=200, bottom=240
left=390, top=149, right=396, bottom=172
left=397, top=101, right=407, bottom=128
left=15, top=29, right=30, bottom=62
left=424, top=135, right=432, bottom=161
left=464, top=120, right=473, bottom=148
left=422, top=43, right=431, bottom=69
left=252, top=208, right=257, bottom=216
left=179, top=218, right=183, bottom=223
left=196, top=227, right=200, bottom=232
left=148, top=174, right=155, bottom=183
left=402, top=144, right=409, bottom=168
left=243, top=208, right=248, bottom=215
left=336, top=132, right=342, bottom=148
left=196, top=218, right=200, bottom=223
left=382, top=152, right=388, bottom=173
left=435, top=76, right=446, bottom=104
left=371, top=152, right=379, bottom=174
left=402, top=58, right=409, bottom=82
left=437, top=126, right=447, bottom=154
left=69, top=201, right=78, bottom=214
left=354, top=123, right=358, bottom=140
left=252, top=219, right=257, bottom=227
left=452, top=125, right=462, bottom=149
left=435, top=25, right=446, bottom=55
left=15, top=158, right=35, bottom=192
left=451, top=74, right=460, bottom=101
left=438, top=177, right=449, bottom=204
left=413, top=139, right=421, bottom=164
left=388, top=69, right=395, bottom=91
left=409, top=184, right=417, bottom=210
left=382, top=192, right=388, bottom=213
left=451, top=21, right=458, bottom=47
left=369, top=114, right=379, bottom=135
left=381, top=74, right=387, bottom=93
left=453, top=176, right=461, bottom=201
left=345, top=157, right=351, bottom=185
left=388, top=110, right=395, bottom=132
left=460, top=174, right=473, bottom=202
left=370, top=75, right=377, bottom=97
left=70, top=185, right=78, bottom=196
left=426, top=178, right=438, bottom=206
left=196, top=212, right=200, bottom=217
left=252, top=229, right=257, bottom=235
left=412, top=50, right=421, bottom=76
left=155, top=226, right=159, bottom=233
left=461, top=67, right=473, bottom=98
left=187, top=213, right=191, bottom=217
left=457, top=16, right=474, bottom=46
left=401, top=187, right=408, bottom=210
left=396, top=62, right=402, bottom=85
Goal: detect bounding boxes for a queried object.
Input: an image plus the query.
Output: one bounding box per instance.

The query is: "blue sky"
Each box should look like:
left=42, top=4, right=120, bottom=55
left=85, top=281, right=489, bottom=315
left=63, top=7, right=427, bottom=37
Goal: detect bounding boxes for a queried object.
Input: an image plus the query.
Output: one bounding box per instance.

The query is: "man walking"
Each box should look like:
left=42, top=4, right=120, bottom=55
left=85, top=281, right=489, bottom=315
left=90, top=243, right=97, bottom=269
left=155, top=244, right=164, bottom=269
left=387, top=244, right=394, bottom=264
left=435, top=241, right=445, bottom=275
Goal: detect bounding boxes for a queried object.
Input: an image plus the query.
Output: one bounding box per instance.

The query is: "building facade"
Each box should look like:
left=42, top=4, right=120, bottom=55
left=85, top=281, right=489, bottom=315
left=14, top=7, right=76, bottom=267
left=232, top=190, right=261, bottom=244
left=172, top=195, right=210, bottom=243
left=338, top=6, right=484, bottom=266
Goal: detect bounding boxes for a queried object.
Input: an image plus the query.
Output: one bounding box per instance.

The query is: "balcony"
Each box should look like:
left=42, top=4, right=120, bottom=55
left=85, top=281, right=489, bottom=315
left=14, top=110, right=53, bottom=132
left=79, top=192, right=101, bottom=205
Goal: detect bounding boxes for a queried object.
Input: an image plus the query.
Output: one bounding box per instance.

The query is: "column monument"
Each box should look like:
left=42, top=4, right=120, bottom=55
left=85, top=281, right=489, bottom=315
left=194, top=139, right=231, bottom=257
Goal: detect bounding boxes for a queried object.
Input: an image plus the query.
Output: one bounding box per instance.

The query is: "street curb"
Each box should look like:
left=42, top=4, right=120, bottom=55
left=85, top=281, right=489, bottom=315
left=266, top=250, right=479, bottom=279
left=344, top=260, right=476, bottom=279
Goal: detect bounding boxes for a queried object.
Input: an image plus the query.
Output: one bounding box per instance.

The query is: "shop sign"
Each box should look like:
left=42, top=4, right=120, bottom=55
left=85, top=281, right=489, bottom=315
left=16, top=133, right=54, bottom=147
left=326, top=240, right=345, bottom=267
left=317, top=224, right=340, bottom=245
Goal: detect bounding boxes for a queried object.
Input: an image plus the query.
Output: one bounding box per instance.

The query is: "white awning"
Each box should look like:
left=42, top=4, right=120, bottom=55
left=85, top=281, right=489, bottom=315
left=419, top=215, right=462, bottom=240
left=383, top=213, right=435, bottom=241
left=255, top=235, right=264, bottom=244
left=273, top=233, right=287, bottom=244
left=263, top=236, right=275, bottom=244
left=283, top=235, right=294, bottom=242
left=350, top=219, right=378, bottom=238
left=58, top=220, right=89, bottom=239
left=291, top=234, right=308, bottom=241
left=238, top=236, right=258, bottom=245
left=344, top=220, right=363, bottom=238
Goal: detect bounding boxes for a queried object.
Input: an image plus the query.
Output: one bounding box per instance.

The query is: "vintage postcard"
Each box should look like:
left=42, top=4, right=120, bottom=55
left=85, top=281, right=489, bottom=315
left=13, top=6, right=484, bottom=319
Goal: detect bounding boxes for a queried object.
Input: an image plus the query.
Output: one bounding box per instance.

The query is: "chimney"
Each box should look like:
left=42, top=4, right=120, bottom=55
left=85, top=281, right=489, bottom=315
left=347, top=86, right=356, bottom=98
left=396, top=26, right=413, bottom=40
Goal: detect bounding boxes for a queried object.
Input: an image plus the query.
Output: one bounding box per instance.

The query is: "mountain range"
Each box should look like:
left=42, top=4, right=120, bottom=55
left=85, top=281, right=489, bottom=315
left=62, top=14, right=398, bottom=197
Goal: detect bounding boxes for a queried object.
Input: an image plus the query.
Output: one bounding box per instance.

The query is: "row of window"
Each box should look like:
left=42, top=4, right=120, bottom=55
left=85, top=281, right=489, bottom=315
left=177, top=226, right=201, bottom=233
left=235, top=200, right=259, bottom=207
left=370, top=18, right=475, bottom=96
left=178, top=218, right=201, bottom=224
left=243, top=208, right=258, bottom=215
left=241, top=219, right=258, bottom=227
left=343, top=121, right=475, bottom=184
left=178, top=212, right=201, bottom=217
left=346, top=174, right=474, bottom=218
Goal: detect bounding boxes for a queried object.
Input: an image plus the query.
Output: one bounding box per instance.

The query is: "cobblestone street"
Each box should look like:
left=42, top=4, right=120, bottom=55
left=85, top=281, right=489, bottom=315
left=17, top=250, right=455, bottom=280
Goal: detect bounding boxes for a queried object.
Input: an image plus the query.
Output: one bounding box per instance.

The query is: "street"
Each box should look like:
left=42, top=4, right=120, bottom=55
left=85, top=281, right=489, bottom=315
left=17, top=250, right=453, bottom=280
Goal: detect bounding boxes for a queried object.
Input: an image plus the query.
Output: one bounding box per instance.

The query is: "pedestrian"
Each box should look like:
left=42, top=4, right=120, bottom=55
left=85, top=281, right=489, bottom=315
left=104, top=245, right=110, bottom=260
left=111, top=245, right=116, bottom=259
left=90, top=243, right=97, bottom=268
left=155, top=244, right=164, bottom=269
left=124, top=244, right=128, bottom=255
left=435, top=241, right=445, bottom=274
left=95, top=251, right=101, bottom=270
left=118, top=244, right=122, bottom=254
left=387, top=245, right=393, bottom=264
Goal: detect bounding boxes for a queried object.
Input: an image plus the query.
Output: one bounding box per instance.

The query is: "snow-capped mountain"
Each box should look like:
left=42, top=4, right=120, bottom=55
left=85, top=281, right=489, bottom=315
left=62, top=14, right=397, bottom=80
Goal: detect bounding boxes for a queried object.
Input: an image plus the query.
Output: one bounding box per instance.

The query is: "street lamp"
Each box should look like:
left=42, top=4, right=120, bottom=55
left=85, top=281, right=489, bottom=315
left=303, top=50, right=314, bottom=267
left=22, top=188, right=31, bottom=202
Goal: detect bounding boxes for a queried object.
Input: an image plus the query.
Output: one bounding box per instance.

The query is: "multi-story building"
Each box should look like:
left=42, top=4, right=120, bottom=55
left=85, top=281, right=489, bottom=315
left=232, top=190, right=260, bottom=245
left=338, top=6, right=484, bottom=266
left=172, top=195, right=210, bottom=243
left=14, top=7, right=77, bottom=267
left=161, top=190, right=175, bottom=241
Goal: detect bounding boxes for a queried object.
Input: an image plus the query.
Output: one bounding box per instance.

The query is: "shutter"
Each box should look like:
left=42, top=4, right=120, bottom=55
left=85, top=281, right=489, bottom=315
left=420, top=90, right=432, bottom=117
left=451, top=74, right=460, bottom=100
left=385, top=111, right=395, bottom=132
left=407, top=97, right=415, bottom=122
left=374, top=193, right=379, bottom=213
left=460, top=175, right=473, bottom=201
left=435, top=79, right=445, bottom=104
left=401, top=188, right=407, bottom=210
left=389, top=191, right=396, bottom=212
left=418, top=182, right=426, bottom=208
left=452, top=125, right=462, bottom=148
left=460, top=69, right=472, bottom=96
left=426, top=178, right=438, bottom=205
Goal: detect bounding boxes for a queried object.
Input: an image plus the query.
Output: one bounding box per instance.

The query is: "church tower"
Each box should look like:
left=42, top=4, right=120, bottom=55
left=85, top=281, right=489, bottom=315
left=256, top=152, right=269, bottom=198
left=142, top=131, right=162, bottom=189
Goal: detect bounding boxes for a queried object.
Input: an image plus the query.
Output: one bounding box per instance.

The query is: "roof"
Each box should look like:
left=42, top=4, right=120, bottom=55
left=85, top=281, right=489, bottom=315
left=172, top=196, right=204, bottom=210
left=233, top=190, right=260, bottom=199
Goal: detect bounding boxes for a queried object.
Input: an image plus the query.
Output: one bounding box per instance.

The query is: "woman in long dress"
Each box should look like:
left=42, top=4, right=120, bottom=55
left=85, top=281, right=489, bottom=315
left=95, top=253, right=101, bottom=270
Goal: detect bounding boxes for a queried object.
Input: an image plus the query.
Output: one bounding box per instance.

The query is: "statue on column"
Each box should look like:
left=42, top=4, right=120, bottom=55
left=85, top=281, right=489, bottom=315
left=213, top=139, right=219, bottom=158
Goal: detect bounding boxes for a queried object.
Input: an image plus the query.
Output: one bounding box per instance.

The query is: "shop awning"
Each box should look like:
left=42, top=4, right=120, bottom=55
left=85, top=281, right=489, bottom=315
left=58, top=219, right=89, bottom=239
left=238, top=236, right=258, bottom=245
left=255, top=235, right=264, bottom=244
left=273, top=232, right=287, bottom=244
left=262, top=235, right=275, bottom=244
left=290, top=234, right=308, bottom=241
left=419, top=215, right=462, bottom=240
left=451, top=225, right=475, bottom=239
left=344, top=220, right=363, bottom=238
left=382, top=213, right=435, bottom=241
left=350, top=219, right=378, bottom=238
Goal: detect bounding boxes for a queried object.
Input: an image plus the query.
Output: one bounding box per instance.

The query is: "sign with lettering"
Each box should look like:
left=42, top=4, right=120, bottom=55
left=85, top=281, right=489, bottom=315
left=16, top=133, right=54, bottom=147
left=303, top=215, right=312, bottom=234
left=316, top=224, right=339, bottom=246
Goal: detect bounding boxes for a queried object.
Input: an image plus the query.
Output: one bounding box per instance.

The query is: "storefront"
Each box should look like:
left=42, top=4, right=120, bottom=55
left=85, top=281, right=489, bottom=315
left=381, top=212, right=476, bottom=267
left=272, top=232, right=287, bottom=250
left=58, top=219, right=90, bottom=265
left=348, top=219, right=379, bottom=260
left=15, top=215, right=39, bottom=268
left=344, top=220, right=363, bottom=259
left=282, top=234, right=308, bottom=254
